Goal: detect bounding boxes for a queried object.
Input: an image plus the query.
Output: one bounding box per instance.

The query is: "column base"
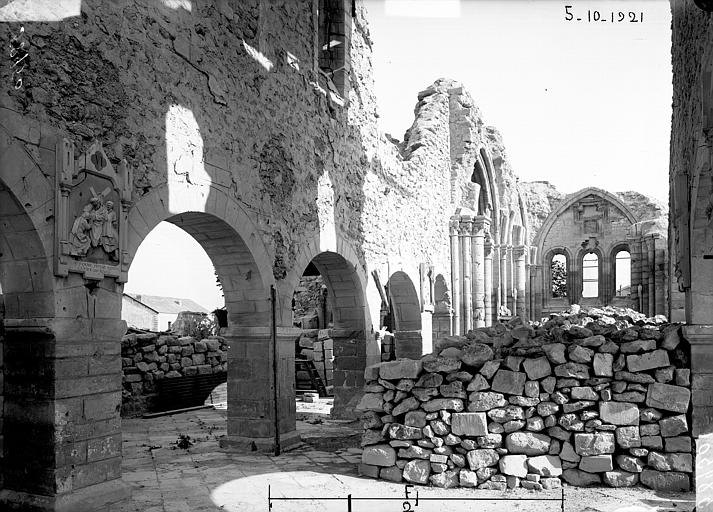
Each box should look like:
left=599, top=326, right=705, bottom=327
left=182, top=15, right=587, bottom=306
left=219, top=430, right=302, bottom=453
left=0, top=479, right=132, bottom=512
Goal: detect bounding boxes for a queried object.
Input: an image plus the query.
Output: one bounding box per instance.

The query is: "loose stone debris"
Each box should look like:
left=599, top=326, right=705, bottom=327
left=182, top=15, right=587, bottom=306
left=357, top=306, right=692, bottom=491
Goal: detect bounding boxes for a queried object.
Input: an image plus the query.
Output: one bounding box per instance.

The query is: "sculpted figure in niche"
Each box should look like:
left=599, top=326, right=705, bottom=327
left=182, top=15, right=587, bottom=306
left=68, top=193, right=119, bottom=260
left=101, top=200, right=119, bottom=260
left=69, top=204, right=93, bottom=256
left=89, top=196, right=107, bottom=248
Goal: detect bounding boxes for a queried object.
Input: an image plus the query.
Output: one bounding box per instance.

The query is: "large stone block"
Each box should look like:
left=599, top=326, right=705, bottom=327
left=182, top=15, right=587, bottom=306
left=543, top=343, right=566, bottom=364
left=603, top=470, right=639, bottom=487
left=645, top=383, right=690, bottom=413
left=522, top=357, right=551, bottom=380
left=355, top=393, right=384, bottom=412
left=422, top=355, right=461, bottom=373
left=615, top=426, right=641, bottom=448
left=554, top=362, right=589, bottom=379
left=659, top=414, right=688, bottom=437
left=579, top=455, right=613, bottom=473
left=451, top=412, right=488, bottom=436
left=599, top=401, right=639, bottom=425
left=640, top=469, right=690, bottom=491
left=574, top=433, right=615, bottom=456
left=362, top=444, right=396, bottom=466
left=402, top=459, right=431, bottom=484
left=490, top=369, right=526, bottom=395
left=561, top=468, right=601, bottom=486
left=527, top=455, right=562, bottom=476
left=459, top=343, right=494, bottom=368
left=593, top=353, right=614, bottom=377
left=626, top=350, right=670, bottom=372
left=466, top=448, right=499, bottom=469
left=504, top=432, right=551, bottom=455
left=468, top=391, right=507, bottom=411
left=388, top=424, right=423, bottom=440
left=422, top=398, right=464, bottom=413
left=379, top=360, right=422, bottom=380
left=499, top=454, right=528, bottom=477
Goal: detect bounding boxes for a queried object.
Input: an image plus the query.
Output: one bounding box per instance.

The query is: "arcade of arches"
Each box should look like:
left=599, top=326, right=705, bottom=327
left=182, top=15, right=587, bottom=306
left=0, top=0, right=711, bottom=510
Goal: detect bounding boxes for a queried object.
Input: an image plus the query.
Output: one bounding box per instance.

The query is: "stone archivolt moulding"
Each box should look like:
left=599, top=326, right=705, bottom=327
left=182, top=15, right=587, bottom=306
left=54, top=138, right=133, bottom=282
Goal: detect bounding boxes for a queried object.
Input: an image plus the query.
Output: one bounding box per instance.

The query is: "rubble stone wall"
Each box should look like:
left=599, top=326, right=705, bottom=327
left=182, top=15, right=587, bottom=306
left=357, top=307, right=693, bottom=491
left=121, top=331, right=228, bottom=416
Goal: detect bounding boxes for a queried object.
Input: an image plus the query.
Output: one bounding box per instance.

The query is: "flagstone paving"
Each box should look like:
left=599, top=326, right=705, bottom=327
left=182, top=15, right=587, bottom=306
left=110, top=406, right=696, bottom=512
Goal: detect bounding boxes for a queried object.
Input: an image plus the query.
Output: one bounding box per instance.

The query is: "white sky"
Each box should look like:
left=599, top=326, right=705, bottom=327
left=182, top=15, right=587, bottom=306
left=126, top=0, right=672, bottom=310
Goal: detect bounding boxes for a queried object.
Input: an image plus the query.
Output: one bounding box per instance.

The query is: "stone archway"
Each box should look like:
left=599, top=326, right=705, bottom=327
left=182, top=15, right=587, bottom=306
left=282, top=236, right=370, bottom=420
left=126, top=186, right=300, bottom=452
left=386, top=270, right=424, bottom=360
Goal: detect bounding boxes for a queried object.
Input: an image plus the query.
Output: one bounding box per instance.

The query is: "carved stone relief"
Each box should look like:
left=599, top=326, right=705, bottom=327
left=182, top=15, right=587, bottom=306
left=54, top=139, right=132, bottom=282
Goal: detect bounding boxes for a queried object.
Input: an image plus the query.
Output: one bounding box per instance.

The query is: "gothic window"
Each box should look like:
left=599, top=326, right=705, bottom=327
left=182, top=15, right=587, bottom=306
left=615, top=250, right=632, bottom=297
left=318, top=0, right=350, bottom=96
left=551, top=253, right=567, bottom=298
left=582, top=253, right=599, bottom=298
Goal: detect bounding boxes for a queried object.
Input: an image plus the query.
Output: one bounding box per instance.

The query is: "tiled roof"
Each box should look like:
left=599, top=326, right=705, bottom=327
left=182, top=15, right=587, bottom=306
left=125, top=293, right=209, bottom=314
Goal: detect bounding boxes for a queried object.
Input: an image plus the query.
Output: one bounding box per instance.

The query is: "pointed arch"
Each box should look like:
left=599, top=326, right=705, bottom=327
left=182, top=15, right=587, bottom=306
left=534, top=187, right=638, bottom=264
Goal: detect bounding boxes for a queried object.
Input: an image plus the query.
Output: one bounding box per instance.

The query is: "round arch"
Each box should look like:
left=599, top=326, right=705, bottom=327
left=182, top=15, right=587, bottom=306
left=386, top=270, right=422, bottom=331
left=576, top=246, right=605, bottom=302
left=127, top=185, right=274, bottom=327
left=543, top=247, right=574, bottom=303
left=479, top=147, right=500, bottom=236
left=610, top=242, right=632, bottom=301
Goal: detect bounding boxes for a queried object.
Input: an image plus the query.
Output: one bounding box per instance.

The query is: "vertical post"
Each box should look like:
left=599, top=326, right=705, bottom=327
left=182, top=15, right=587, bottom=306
left=449, top=218, right=461, bottom=335
left=629, top=236, right=642, bottom=312
left=460, top=215, right=474, bottom=332
left=270, top=285, right=281, bottom=456
left=484, top=238, right=493, bottom=327
left=647, top=236, right=656, bottom=318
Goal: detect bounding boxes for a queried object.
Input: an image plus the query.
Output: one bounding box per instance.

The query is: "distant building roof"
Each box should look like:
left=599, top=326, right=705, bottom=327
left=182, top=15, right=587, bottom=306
left=122, top=293, right=159, bottom=314
left=124, top=293, right=210, bottom=314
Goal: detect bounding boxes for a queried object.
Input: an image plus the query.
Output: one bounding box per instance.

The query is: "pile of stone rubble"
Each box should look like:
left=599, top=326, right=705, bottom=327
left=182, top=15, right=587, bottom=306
left=357, top=306, right=692, bottom=491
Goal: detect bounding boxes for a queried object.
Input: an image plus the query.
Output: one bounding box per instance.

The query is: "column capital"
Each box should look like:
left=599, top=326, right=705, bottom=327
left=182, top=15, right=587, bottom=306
left=472, top=215, right=491, bottom=235
left=459, top=216, right=473, bottom=235
left=512, top=245, right=528, bottom=258
left=682, top=324, right=713, bottom=344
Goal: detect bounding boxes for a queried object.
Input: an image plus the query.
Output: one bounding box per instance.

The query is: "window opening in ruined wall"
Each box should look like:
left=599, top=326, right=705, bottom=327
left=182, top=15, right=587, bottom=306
left=615, top=250, right=631, bottom=297
left=551, top=253, right=567, bottom=298
left=318, top=0, right=349, bottom=96
left=582, top=253, right=599, bottom=298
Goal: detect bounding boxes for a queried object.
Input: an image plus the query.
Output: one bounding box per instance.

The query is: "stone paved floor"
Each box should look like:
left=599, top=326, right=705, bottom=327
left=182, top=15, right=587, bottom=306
left=110, top=405, right=696, bottom=512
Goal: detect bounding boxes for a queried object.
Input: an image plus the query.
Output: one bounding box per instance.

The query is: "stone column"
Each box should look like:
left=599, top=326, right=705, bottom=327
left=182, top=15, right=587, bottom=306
left=222, top=326, right=301, bottom=452
left=484, top=239, right=493, bottom=327
left=629, top=236, right=642, bottom=312
left=647, top=235, right=656, bottom=318
left=654, top=237, right=666, bottom=316
left=513, top=245, right=527, bottom=321
left=0, top=318, right=131, bottom=512
left=472, top=216, right=489, bottom=328
left=500, top=246, right=508, bottom=316
left=330, top=328, right=367, bottom=419
left=449, top=218, right=461, bottom=335
left=460, top=215, right=474, bottom=333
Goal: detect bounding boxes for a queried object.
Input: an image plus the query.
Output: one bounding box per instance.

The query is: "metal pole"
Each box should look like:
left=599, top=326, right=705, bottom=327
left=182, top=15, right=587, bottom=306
left=270, top=285, right=281, bottom=456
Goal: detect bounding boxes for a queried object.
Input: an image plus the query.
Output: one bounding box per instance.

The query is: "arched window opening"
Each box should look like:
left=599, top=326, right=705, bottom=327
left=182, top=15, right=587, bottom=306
left=472, top=160, right=488, bottom=215
left=582, top=253, right=599, bottom=298
left=318, top=0, right=350, bottom=95
left=551, top=254, right=567, bottom=298
left=615, top=250, right=632, bottom=297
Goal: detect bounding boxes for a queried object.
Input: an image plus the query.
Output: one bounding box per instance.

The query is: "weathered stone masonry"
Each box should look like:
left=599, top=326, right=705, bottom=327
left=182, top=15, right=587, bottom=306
left=358, top=308, right=693, bottom=491
left=0, top=1, right=529, bottom=509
